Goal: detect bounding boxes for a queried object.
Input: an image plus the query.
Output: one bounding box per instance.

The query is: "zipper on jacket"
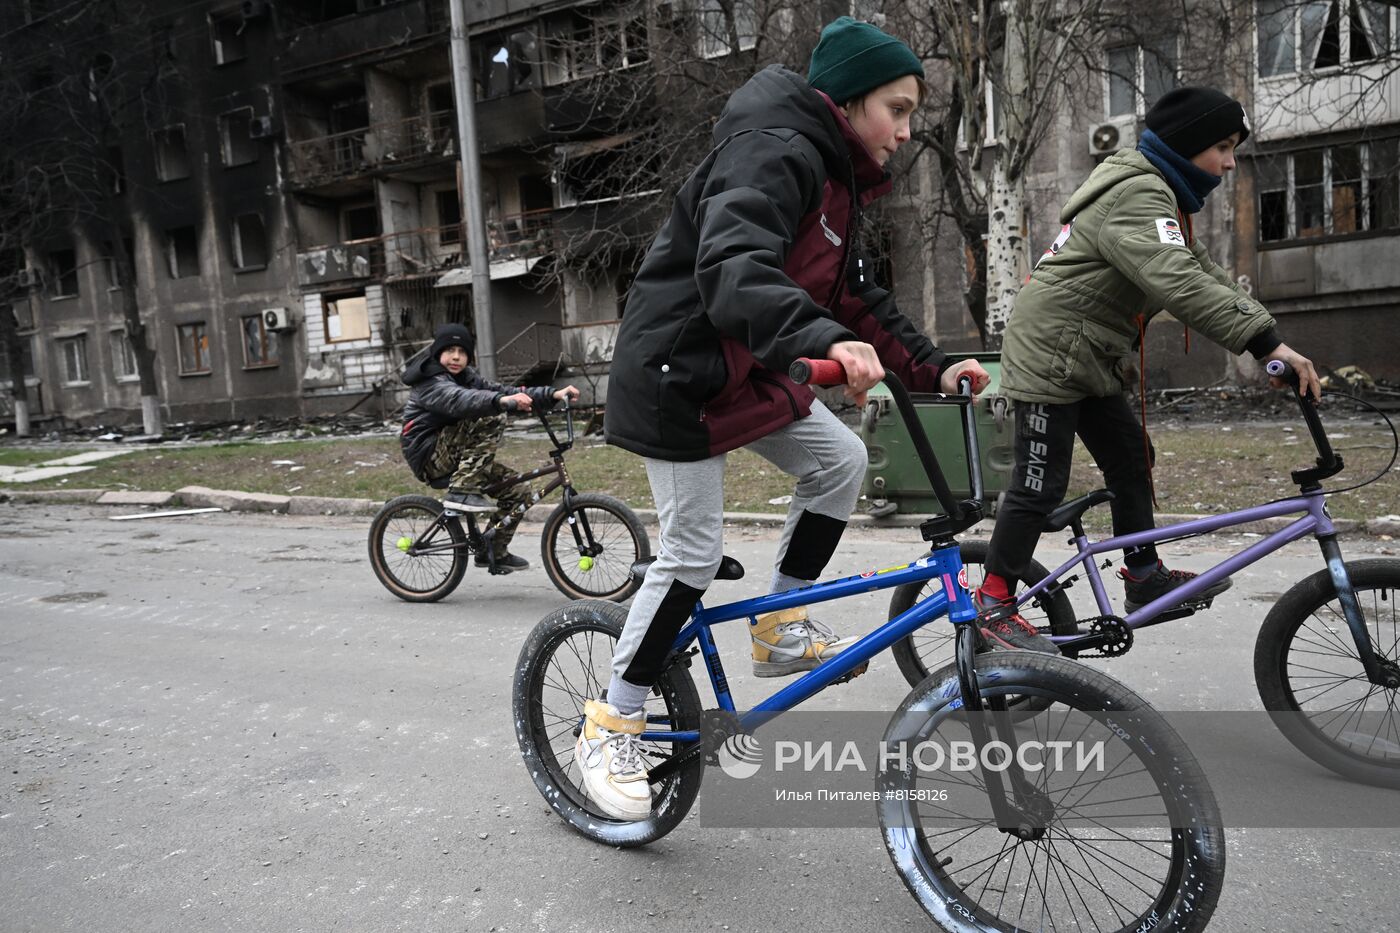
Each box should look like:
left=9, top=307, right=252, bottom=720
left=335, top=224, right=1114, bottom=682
left=753, top=371, right=800, bottom=420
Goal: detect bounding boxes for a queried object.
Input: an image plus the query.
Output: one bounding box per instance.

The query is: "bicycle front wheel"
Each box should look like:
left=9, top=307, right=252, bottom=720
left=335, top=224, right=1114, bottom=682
left=367, top=495, right=467, bottom=602
left=541, top=493, right=650, bottom=602
left=880, top=653, right=1225, bottom=933
left=1254, top=558, right=1400, bottom=788
left=889, top=539, right=1079, bottom=688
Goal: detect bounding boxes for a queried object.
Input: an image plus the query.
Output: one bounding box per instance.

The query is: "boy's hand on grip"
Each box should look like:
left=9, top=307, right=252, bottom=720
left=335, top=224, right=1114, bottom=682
left=553, top=385, right=580, bottom=402
left=940, top=359, right=991, bottom=396
left=1266, top=344, right=1322, bottom=402
left=500, top=391, right=534, bottom=412
left=827, top=341, right=883, bottom=407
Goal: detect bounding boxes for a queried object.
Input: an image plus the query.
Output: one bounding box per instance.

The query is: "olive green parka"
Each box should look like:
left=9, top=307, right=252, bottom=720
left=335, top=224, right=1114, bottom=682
left=1000, top=149, right=1275, bottom=404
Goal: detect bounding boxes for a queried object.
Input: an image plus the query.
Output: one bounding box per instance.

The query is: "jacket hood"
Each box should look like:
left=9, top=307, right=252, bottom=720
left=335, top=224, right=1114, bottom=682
left=402, top=355, right=445, bottom=387
left=714, top=65, right=885, bottom=190
left=1060, top=149, right=1164, bottom=223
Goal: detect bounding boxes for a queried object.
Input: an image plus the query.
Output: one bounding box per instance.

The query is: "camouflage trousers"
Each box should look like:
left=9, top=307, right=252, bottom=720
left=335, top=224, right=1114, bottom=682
left=426, top=415, right=532, bottom=550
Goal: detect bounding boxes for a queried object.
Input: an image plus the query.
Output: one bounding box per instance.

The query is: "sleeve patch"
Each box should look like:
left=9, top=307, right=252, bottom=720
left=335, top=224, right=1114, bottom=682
left=1155, top=217, right=1186, bottom=246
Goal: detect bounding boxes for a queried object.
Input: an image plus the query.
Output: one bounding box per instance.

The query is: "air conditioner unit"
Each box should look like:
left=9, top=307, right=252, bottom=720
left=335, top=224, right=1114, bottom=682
left=262, top=307, right=294, bottom=331
left=17, top=268, right=38, bottom=288
left=1088, top=116, right=1137, bottom=157
left=248, top=115, right=275, bottom=139
left=241, top=0, right=271, bottom=19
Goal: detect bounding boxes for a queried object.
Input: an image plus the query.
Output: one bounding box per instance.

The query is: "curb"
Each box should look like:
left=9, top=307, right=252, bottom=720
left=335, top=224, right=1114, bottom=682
left=2, top=487, right=1394, bottom=537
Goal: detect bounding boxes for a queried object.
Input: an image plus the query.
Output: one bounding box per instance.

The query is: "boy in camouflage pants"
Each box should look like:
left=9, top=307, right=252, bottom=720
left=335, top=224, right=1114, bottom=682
left=400, top=323, right=579, bottom=571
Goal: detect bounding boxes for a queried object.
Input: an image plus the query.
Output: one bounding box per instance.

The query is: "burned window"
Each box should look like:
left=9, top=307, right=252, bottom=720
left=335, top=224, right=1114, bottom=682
left=210, top=9, right=248, bottom=64
left=241, top=314, right=279, bottom=367
left=110, top=330, right=139, bottom=380
left=166, top=226, right=201, bottom=279
left=0, top=332, right=37, bottom=382
left=475, top=28, right=542, bottom=100
left=48, top=248, right=78, bottom=298
left=103, top=238, right=135, bottom=289
left=1256, top=156, right=1289, bottom=242
left=154, top=126, right=191, bottom=181
left=177, top=322, right=211, bottom=374
left=220, top=108, right=258, bottom=167
left=59, top=334, right=89, bottom=383
left=435, top=189, right=462, bottom=245
left=324, top=291, right=370, bottom=342
left=231, top=213, right=269, bottom=269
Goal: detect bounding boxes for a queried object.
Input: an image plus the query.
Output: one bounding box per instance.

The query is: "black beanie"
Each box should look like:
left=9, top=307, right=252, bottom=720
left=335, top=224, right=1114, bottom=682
left=1145, top=87, right=1250, bottom=158
left=428, top=323, right=474, bottom=363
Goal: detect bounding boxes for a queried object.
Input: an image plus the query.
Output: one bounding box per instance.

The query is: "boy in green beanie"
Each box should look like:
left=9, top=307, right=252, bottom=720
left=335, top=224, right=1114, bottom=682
left=573, top=17, right=991, bottom=821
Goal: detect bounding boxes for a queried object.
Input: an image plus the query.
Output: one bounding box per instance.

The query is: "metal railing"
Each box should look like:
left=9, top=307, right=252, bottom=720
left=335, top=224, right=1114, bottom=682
left=287, top=109, right=457, bottom=187
left=496, top=321, right=563, bottom=383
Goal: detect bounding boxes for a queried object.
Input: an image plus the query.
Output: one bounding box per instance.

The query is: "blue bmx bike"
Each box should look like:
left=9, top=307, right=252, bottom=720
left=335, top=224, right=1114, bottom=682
left=514, top=361, right=1226, bottom=933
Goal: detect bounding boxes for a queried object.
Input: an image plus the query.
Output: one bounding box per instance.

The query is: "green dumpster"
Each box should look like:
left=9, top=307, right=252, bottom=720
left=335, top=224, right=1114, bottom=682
left=860, top=353, right=1015, bottom=517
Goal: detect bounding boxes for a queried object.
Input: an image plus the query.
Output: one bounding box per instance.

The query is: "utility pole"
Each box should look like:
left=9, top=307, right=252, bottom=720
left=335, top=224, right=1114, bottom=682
left=447, top=0, right=497, bottom=379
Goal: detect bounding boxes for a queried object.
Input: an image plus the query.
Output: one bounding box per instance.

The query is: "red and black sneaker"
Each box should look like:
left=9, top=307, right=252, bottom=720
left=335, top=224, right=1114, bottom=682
left=1120, top=562, right=1233, bottom=613
left=974, top=587, right=1059, bottom=654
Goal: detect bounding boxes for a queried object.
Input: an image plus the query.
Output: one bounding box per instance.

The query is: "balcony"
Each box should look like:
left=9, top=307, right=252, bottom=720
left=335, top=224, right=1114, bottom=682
left=295, top=211, right=557, bottom=288
left=279, top=0, right=448, bottom=79
left=287, top=109, right=457, bottom=190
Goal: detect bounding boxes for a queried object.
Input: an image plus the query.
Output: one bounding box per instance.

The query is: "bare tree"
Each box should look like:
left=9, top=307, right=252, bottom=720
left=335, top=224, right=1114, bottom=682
left=0, top=0, right=167, bottom=435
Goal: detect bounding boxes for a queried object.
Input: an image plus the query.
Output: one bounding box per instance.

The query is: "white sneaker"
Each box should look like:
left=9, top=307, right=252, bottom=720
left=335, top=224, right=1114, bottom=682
left=575, top=699, right=652, bottom=820
left=750, top=606, right=864, bottom=678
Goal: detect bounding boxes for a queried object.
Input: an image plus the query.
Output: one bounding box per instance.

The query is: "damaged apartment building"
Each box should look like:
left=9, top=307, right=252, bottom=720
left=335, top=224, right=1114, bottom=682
left=4, top=0, right=1396, bottom=432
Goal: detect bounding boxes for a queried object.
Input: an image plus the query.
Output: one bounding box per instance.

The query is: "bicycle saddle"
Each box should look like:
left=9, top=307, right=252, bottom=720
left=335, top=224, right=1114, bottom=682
left=1044, top=489, right=1115, bottom=533
left=629, top=555, right=745, bottom=582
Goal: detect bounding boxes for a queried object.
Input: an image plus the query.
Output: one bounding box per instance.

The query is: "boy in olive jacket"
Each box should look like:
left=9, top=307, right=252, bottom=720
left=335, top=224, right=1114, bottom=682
left=979, top=87, right=1322, bottom=651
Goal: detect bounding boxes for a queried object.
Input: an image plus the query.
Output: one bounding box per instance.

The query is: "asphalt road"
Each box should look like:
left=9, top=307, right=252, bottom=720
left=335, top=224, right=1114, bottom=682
left=2, top=502, right=1397, bottom=932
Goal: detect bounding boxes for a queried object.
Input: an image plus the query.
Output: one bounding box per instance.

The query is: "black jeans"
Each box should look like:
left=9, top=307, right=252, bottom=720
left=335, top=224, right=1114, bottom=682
left=986, top=394, right=1157, bottom=583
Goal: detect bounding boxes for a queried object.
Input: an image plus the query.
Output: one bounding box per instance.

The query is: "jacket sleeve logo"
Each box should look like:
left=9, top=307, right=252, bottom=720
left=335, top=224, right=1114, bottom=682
left=819, top=213, right=843, bottom=247
left=1155, top=217, right=1186, bottom=246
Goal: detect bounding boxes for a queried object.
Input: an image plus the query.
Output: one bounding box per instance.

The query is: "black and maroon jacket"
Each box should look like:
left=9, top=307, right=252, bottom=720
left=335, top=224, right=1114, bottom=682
left=604, top=65, right=948, bottom=462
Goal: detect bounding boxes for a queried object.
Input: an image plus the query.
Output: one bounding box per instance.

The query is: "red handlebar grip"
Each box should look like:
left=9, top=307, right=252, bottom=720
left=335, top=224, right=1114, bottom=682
left=789, top=358, right=846, bottom=386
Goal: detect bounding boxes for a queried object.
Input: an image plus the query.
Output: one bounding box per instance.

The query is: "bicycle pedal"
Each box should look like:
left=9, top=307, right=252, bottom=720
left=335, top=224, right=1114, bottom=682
left=831, top=661, right=870, bottom=685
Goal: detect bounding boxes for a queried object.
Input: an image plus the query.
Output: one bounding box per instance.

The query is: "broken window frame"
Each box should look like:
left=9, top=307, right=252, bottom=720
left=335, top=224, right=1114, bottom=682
left=59, top=333, right=90, bottom=384
left=176, top=321, right=211, bottom=375
left=219, top=107, right=259, bottom=167
left=1256, top=0, right=1395, bottom=77
left=1104, top=36, right=1180, bottom=118
left=209, top=8, right=249, bottom=65
left=240, top=314, right=279, bottom=369
left=110, top=329, right=139, bottom=381
left=1254, top=136, right=1400, bottom=243
left=231, top=212, right=270, bottom=270
left=153, top=125, right=191, bottom=182
left=323, top=291, right=371, bottom=344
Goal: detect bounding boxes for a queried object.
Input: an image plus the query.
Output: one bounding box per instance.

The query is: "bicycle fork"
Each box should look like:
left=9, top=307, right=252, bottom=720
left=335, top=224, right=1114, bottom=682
left=954, top=625, right=1052, bottom=839
left=1319, top=534, right=1400, bottom=689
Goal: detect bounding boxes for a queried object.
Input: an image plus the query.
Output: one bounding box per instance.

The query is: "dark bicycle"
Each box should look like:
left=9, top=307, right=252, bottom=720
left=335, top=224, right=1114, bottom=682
left=368, top=401, right=650, bottom=603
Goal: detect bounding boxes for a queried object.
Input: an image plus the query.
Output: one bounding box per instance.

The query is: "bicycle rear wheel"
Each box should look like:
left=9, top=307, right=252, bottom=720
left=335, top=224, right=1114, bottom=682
left=1254, top=558, right=1400, bottom=788
left=880, top=652, right=1225, bottom=933
left=890, top=540, right=1079, bottom=688
left=367, top=495, right=467, bottom=602
left=541, top=493, right=650, bottom=602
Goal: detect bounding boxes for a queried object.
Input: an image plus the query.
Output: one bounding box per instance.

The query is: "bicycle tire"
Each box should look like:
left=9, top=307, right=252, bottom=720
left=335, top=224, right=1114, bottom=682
left=880, top=652, right=1225, bottom=933
left=1254, top=558, right=1400, bottom=788
left=514, top=599, right=704, bottom=847
left=540, top=493, right=650, bottom=602
left=890, top=540, right=1079, bottom=688
left=367, top=495, right=468, bottom=602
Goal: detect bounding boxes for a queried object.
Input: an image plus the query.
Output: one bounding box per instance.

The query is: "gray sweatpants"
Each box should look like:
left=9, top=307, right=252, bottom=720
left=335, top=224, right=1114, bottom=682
left=607, top=400, right=867, bottom=713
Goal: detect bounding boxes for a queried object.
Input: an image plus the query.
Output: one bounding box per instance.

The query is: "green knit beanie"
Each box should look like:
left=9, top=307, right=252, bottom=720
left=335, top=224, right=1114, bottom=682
left=806, top=16, right=924, bottom=105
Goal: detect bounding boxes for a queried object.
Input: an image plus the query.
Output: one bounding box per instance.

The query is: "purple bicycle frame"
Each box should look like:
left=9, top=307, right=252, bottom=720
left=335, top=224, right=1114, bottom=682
left=1012, top=492, right=1335, bottom=637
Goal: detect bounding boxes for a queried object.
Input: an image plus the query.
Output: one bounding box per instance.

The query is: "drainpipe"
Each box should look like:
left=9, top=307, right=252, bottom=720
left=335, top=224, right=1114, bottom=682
left=447, top=0, right=496, bottom=379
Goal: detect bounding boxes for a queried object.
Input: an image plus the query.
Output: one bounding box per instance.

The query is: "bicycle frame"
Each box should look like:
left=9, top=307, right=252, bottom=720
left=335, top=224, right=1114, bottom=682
left=639, top=543, right=978, bottom=743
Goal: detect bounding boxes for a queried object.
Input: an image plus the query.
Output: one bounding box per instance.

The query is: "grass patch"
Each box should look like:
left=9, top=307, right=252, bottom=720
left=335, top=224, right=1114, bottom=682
left=3, top=416, right=1394, bottom=521
left=0, top=448, right=93, bottom=468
